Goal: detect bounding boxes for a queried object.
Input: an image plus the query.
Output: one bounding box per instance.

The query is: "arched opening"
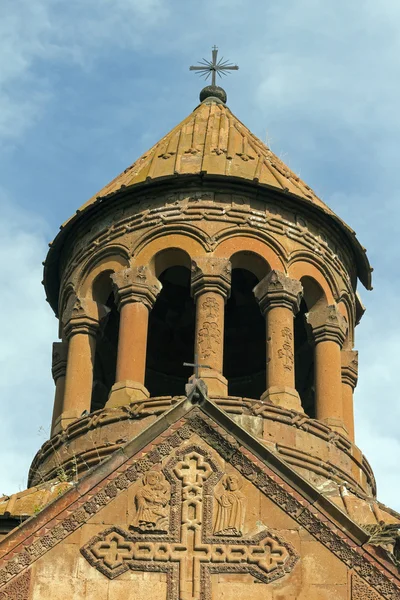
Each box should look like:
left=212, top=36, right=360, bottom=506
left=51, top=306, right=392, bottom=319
left=90, top=271, right=119, bottom=412
left=224, top=266, right=267, bottom=399
left=294, top=276, right=325, bottom=417
left=145, top=255, right=195, bottom=396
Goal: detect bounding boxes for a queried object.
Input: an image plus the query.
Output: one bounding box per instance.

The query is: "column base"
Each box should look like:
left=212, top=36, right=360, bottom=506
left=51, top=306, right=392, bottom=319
left=106, top=380, right=150, bottom=408
left=198, top=369, right=228, bottom=396
left=321, top=417, right=348, bottom=437
left=261, top=386, right=303, bottom=412
left=53, top=409, right=83, bottom=434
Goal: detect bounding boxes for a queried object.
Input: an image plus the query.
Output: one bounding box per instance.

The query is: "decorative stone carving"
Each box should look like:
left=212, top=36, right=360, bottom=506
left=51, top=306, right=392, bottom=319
left=111, top=266, right=162, bottom=310
left=81, top=445, right=298, bottom=598
left=253, top=270, right=303, bottom=314
left=307, top=304, right=348, bottom=346
left=51, top=341, right=68, bottom=382
left=341, top=349, right=359, bottom=389
left=352, top=573, right=383, bottom=600
left=191, top=256, right=231, bottom=300
left=0, top=570, right=30, bottom=600
left=278, top=326, right=294, bottom=371
left=62, top=294, right=108, bottom=338
left=214, top=474, right=246, bottom=536
left=130, top=471, right=170, bottom=533
left=198, top=321, right=221, bottom=359
left=364, top=523, right=400, bottom=565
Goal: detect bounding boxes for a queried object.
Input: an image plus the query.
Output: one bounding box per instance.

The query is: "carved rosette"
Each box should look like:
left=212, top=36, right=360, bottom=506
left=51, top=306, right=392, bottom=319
left=62, top=294, right=108, bottom=339
left=111, top=266, right=162, bottom=310
left=307, top=304, right=348, bottom=346
left=51, top=341, right=68, bottom=382
left=341, top=350, right=359, bottom=389
left=253, top=270, right=303, bottom=315
left=191, top=256, right=232, bottom=301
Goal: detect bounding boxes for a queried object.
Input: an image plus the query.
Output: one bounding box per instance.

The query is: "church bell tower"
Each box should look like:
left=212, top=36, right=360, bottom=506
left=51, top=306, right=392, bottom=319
left=0, top=49, right=399, bottom=600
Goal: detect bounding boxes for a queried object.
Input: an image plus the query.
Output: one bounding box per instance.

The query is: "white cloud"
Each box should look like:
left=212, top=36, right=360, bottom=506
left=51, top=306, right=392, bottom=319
left=0, top=192, right=55, bottom=493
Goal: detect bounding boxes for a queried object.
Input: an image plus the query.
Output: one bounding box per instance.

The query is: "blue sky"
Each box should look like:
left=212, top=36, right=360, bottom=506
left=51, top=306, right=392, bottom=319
left=1, top=0, right=400, bottom=512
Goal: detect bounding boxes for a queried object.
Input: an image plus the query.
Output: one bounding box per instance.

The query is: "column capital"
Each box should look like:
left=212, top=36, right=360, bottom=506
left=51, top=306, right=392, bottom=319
left=52, top=341, right=68, bottom=382
left=341, top=349, right=359, bottom=389
left=63, top=295, right=108, bottom=339
left=253, top=270, right=303, bottom=314
left=307, top=304, right=348, bottom=346
left=111, top=266, right=162, bottom=310
left=191, top=256, right=231, bottom=301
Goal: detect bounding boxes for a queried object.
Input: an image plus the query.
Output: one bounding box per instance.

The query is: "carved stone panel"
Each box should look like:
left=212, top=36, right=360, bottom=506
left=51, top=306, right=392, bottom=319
left=81, top=445, right=298, bottom=599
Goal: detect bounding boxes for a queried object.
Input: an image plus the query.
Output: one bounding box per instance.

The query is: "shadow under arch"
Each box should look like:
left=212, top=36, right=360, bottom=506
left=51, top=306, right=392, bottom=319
left=224, top=252, right=270, bottom=399
left=145, top=247, right=195, bottom=397
left=90, top=270, right=120, bottom=412
left=294, top=276, right=327, bottom=417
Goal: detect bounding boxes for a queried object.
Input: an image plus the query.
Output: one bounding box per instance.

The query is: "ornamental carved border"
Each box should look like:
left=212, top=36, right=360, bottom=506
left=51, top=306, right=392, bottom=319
left=0, top=570, right=30, bottom=600
left=1, top=410, right=398, bottom=599
left=352, top=573, right=384, bottom=600
left=60, top=197, right=353, bottom=307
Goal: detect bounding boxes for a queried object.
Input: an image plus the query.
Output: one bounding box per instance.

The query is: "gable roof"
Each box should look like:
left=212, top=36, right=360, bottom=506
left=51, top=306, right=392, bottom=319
left=0, top=392, right=398, bottom=597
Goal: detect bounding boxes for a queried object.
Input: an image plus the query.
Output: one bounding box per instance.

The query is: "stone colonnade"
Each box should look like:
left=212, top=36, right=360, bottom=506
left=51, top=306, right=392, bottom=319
left=51, top=265, right=357, bottom=441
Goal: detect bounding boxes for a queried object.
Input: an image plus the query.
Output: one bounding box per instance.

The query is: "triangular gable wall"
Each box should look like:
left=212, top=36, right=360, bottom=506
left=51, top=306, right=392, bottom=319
left=0, top=397, right=399, bottom=599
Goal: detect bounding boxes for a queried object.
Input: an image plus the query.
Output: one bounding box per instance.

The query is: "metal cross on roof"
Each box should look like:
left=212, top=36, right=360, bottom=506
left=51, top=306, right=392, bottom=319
left=190, top=45, right=239, bottom=87
left=183, top=353, right=211, bottom=379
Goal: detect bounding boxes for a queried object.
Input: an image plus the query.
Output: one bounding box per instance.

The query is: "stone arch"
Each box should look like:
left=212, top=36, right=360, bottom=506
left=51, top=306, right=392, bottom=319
left=337, top=292, right=354, bottom=348
left=145, top=246, right=195, bottom=398
left=78, top=246, right=130, bottom=300
left=293, top=275, right=328, bottom=419
left=213, top=229, right=287, bottom=270
left=287, top=256, right=335, bottom=304
left=133, top=225, right=210, bottom=266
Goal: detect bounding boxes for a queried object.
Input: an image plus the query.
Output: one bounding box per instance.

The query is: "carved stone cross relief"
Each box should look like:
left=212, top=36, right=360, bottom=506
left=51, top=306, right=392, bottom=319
left=81, top=445, right=298, bottom=600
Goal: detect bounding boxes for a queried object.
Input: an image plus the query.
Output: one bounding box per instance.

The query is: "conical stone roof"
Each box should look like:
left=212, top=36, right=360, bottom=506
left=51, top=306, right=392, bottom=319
left=78, top=99, right=333, bottom=216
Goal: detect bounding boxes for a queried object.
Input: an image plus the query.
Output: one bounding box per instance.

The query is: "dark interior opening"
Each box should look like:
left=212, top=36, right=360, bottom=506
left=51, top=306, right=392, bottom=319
left=145, top=266, right=195, bottom=397
left=90, top=288, right=119, bottom=412
left=224, top=268, right=266, bottom=399
left=294, top=298, right=315, bottom=417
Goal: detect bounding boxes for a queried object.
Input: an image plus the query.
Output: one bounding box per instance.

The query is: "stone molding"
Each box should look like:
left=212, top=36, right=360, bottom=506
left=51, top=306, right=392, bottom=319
left=62, top=294, right=108, bottom=339
left=28, top=396, right=376, bottom=497
left=2, top=410, right=399, bottom=599
left=253, top=270, right=303, bottom=314
left=111, top=266, right=162, bottom=310
left=352, top=573, right=383, bottom=599
left=342, top=350, right=359, bottom=389
left=191, top=256, right=231, bottom=300
left=51, top=341, right=68, bottom=382
left=307, top=304, right=348, bottom=346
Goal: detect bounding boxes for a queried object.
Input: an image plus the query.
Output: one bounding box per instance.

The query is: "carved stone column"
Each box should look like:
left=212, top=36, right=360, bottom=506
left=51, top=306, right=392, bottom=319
left=191, top=257, right=231, bottom=396
left=254, top=270, right=303, bottom=411
left=341, top=350, right=358, bottom=442
left=107, top=266, right=162, bottom=407
left=50, top=341, right=68, bottom=436
left=61, top=296, right=106, bottom=429
left=307, top=305, right=348, bottom=435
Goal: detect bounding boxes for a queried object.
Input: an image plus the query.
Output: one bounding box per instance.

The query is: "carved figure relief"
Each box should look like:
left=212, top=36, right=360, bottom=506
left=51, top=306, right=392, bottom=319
left=82, top=445, right=298, bottom=599
left=198, top=321, right=221, bottom=359
left=202, top=296, right=219, bottom=319
left=130, top=470, right=170, bottom=533
left=214, top=474, right=246, bottom=536
left=278, top=326, right=294, bottom=371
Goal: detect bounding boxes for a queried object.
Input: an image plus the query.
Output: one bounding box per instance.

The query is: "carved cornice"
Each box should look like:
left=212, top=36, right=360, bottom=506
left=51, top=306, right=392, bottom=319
left=341, top=350, right=359, bottom=389
left=111, top=266, right=162, bottom=310
left=51, top=341, right=68, bottom=382
left=253, top=270, right=303, bottom=314
left=62, top=295, right=108, bottom=339
left=307, top=304, right=348, bottom=346
left=191, top=256, right=231, bottom=301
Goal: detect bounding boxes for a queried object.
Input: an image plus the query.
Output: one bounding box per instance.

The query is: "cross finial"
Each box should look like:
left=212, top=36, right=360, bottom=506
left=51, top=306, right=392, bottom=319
left=183, top=353, right=211, bottom=380
left=190, top=46, right=239, bottom=104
